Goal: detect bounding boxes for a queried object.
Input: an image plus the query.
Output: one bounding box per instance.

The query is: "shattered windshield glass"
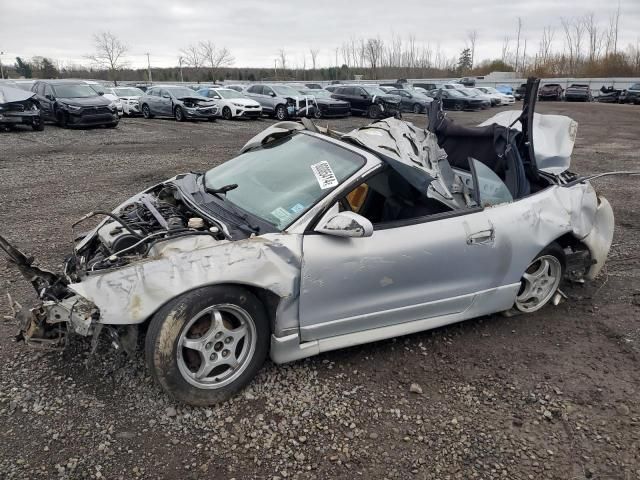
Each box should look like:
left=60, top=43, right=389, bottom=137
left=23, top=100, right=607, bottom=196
left=204, top=133, right=365, bottom=230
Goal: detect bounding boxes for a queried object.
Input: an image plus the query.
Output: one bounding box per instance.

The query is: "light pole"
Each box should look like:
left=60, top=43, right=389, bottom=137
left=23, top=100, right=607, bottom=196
left=274, top=59, right=277, bottom=80
left=0, top=51, right=5, bottom=80
left=146, top=52, right=153, bottom=83
left=178, top=56, right=184, bottom=83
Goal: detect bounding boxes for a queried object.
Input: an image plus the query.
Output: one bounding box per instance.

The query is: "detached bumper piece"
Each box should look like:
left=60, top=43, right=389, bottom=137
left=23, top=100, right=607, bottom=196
left=15, top=295, right=97, bottom=347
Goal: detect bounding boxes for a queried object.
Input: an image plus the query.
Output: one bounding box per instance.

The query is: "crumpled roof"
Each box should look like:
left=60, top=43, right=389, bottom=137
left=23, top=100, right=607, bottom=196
left=342, top=118, right=462, bottom=208
left=0, top=84, right=36, bottom=104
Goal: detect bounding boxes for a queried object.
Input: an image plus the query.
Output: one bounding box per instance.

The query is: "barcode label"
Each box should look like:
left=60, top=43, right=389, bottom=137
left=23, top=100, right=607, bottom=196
left=310, top=161, right=338, bottom=190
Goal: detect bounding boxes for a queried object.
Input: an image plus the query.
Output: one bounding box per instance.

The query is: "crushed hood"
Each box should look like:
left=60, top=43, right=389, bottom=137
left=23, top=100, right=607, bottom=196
left=479, top=111, right=578, bottom=174
left=0, top=85, right=36, bottom=104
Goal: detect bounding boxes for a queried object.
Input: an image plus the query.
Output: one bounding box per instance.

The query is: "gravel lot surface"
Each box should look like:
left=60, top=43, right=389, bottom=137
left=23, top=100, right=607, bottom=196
left=1, top=103, right=639, bottom=479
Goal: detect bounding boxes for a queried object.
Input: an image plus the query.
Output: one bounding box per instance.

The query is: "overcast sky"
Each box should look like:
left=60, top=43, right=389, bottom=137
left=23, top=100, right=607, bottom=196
left=1, top=0, right=638, bottom=70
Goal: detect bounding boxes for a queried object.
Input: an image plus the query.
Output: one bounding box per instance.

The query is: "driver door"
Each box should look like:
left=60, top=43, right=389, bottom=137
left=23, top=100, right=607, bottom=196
left=158, top=89, right=172, bottom=116
left=298, top=166, right=514, bottom=342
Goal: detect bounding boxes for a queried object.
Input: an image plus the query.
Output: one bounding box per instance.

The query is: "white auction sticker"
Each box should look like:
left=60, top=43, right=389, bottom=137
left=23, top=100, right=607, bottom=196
left=310, top=161, right=338, bottom=190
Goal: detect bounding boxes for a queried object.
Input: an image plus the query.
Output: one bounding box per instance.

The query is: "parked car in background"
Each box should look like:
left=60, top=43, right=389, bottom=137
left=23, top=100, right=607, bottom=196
left=196, top=87, right=262, bottom=120
left=476, top=86, right=515, bottom=106
left=324, top=85, right=341, bottom=93
left=0, top=83, right=44, bottom=131
left=564, top=84, right=593, bottom=102
left=139, top=85, right=219, bottom=121
left=330, top=85, right=401, bottom=118
left=387, top=88, right=433, bottom=113
left=305, top=83, right=323, bottom=90
left=295, top=88, right=350, bottom=118
left=413, top=82, right=438, bottom=91
left=596, top=86, right=624, bottom=103
left=427, top=89, right=485, bottom=111
left=465, top=88, right=499, bottom=107
left=514, top=83, right=527, bottom=100
left=83, top=81, right=123, bottom=116
left=31, top=80, right=119, bottom=128
left=225, top=85, right=246, bottom=92
left=112, top=86, right=145, bottom=116
left=620, top=83, right=640, bottom=105
left=413, top=86, right=429, bottom=95
left=244, top=84, right=316, bottom=120
left=538, top=83, right=564, bottom=101
left=456, top=77, right=476, bottom=87
left=458, top=89, right=491, bottom=109
left=496, top=84, right=514, bottom=95
left=442, top=83, right=466, bottom=90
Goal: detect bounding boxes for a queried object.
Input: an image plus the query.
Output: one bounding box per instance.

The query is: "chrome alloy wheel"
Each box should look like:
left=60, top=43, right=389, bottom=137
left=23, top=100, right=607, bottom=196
left=177, top=304, right=257, bottom=389
left=515, top=255, right=562, bottom=313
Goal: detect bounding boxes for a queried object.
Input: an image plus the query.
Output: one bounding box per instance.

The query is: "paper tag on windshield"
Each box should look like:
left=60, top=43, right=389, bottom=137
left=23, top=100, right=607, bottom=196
left=310, top=161, right=338, bottom=190
left=270, top=207, right=293, bottom=224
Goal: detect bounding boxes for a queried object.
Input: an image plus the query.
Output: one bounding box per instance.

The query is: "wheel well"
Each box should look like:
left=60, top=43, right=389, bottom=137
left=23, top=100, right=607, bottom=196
left=137, top=283, right=281, bottom=336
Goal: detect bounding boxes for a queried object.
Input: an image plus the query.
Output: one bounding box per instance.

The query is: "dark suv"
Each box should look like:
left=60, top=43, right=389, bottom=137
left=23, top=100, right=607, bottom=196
left=31, top=80, right=119, bottom=128
left=330, top=85, right=401, bottom=118
left=538, top=83, right=564, bottom=101
left=564, top=84, right=593, bottom=102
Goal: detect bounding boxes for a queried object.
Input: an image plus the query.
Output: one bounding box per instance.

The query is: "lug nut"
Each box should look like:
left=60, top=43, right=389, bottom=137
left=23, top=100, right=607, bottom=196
left=205, top=342, right=213, bottom=350
left=224, top=337, right=233, bottom=344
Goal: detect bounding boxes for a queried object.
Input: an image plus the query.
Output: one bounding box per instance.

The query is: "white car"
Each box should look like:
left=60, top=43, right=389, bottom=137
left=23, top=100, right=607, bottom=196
left=112, top=86, right=145, bottom=115
left=464, top=88, right=498, bottom=107
left=476, top=86, right=516, bottom=106
left=197, top=87, right=262, bottom=120
left=82, top=81, right=124, bottom=116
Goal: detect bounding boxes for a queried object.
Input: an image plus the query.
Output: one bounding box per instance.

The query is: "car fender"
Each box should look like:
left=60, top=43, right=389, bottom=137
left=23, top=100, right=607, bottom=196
left=69, top=233, right=303, bottom=336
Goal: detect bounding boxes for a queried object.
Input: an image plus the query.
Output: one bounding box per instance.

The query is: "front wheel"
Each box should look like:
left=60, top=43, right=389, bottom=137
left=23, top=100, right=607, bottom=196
left=412, top=103, right=422, bottom=114
left=174, top=106, right=185, bottom=122
left=514, top=244, right=564, bottom=313
left=453, top=102, right=463, bottom=111
left=32, top=117, right=44, bottom=131
left=367, top=104, right=381, bottom=118
left=222, top=106, right=232, bottom=120
left=142, top=104, right=153, bottom=119
left=56, top=109, right=67, bottom=128
left=275, top=104, right=288, bottom=120
left=145, top=285, right=269, bottom=406
left=313, top=108, right=323, bottom=119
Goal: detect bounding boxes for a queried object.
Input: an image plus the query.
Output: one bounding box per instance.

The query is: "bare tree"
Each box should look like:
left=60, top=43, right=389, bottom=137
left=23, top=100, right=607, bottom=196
left=364, top=37, right=384, bottom=77
left=514, top=18, right=522, bottom=73
left=309, top=48, right=320, bottom=71
left=199, top=41, right=233, bottom=81
left=501, top=36, right=511, bottom=63
left=605, top=4, right=621, bottom=55
left=466, top=30, right=478, bottom=69
left=584, top=12, right=603, bottom=62
left=180, top=44, right=204, bottom=77
left=538, top=26, right=555, bottom=65
left=278, top=49, right=288, bottom=71
left=86, top=31, right=128, bottom=83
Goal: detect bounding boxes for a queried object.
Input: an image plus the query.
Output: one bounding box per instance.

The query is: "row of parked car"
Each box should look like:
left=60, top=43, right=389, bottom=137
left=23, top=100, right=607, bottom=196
left=512, top=82, right=640, bottom=103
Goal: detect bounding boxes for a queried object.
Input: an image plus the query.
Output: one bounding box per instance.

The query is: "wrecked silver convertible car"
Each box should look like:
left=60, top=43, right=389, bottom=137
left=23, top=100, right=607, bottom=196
left=1, top=79, right=616, bottom=405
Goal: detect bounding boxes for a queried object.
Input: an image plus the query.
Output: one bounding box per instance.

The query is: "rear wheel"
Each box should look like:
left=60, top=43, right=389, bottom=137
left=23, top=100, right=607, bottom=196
left=222, top=107, right=233, bottom=120
left=515, top=243, right=564, bottom=313
left=412, top=103, right=422, bottom=114
left=314, top=108, right=323, bottom=119
left=453, top=102, right=463, bottom=111
left=145, top=285, right=269, bottom=406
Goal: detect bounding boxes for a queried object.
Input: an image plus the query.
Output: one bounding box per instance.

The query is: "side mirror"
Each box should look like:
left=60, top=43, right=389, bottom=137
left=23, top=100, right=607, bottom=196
left=213, top=95, right=221, bottom=99
left=269, top=92, right=276, bottom=97
left=98, top=91, right=104, bottom=96
left=316, top=211, right=373, bottom=238
left=45, top=94, right=55, bottom=101
left=361, top=94, right=368, bottom=98
left=162, top=94, right=170, bottom=98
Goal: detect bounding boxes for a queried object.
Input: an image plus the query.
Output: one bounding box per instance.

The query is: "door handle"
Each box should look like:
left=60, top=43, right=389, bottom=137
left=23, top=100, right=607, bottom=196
left=467, top=229, right=494, bottom=245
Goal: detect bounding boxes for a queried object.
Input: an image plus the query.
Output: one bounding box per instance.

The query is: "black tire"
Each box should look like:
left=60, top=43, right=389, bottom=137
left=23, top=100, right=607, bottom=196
left=275, top=104, right=287, bottom=121
left=412, top=103, right=422, bottom=114
left=105, top=122, right=118, bottom=129
left=31, top=117, right=44, bottom=131
left=222, top=107, right=233, bottom=120
left=145, top=285, right=269, bottom=406
left=514, top=243, right=565, bottom=314
left=55, top=109, right=67, bottom=128
left=313, top=108, right=323, bottom=119
left=367, top=104, right=381, bottom=118
left=453, top=102, right=463, bottom=111
left=142, top=104, right=153, bottom=119
left=174, top=106, right=185, bottom=122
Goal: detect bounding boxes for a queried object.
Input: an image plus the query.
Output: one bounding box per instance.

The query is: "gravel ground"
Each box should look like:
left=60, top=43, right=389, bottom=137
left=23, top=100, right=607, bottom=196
left=0, top=103, right=639, bottom=480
